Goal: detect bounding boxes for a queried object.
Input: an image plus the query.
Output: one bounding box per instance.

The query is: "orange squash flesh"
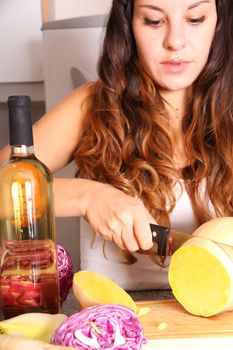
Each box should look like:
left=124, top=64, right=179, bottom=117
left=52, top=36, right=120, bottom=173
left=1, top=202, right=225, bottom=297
left=73, top=271, right=137, bottom=312
left=169, top=236, right=233, bottom=317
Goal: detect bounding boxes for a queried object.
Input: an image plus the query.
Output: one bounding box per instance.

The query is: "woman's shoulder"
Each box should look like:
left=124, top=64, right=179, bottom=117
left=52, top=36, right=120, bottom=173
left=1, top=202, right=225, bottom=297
left=42, top=81, right=98, bottom=126
left=66, top=81, right=98, bottom=105
left=32, top=81, right=99, bottom=170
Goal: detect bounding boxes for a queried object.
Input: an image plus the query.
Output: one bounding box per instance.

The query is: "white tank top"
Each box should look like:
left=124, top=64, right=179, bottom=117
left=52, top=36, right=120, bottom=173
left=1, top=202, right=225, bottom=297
left=80, top=183, right=201, bottom=291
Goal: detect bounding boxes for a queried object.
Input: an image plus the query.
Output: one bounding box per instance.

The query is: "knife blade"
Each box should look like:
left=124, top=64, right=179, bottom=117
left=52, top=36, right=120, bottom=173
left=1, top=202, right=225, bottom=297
left=150, top=223, right=233, bottom=258
left=150, top=223, right=193, bottom=256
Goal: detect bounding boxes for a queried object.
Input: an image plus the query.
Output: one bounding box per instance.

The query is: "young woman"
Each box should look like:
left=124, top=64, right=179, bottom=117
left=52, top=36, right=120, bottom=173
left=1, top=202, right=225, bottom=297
left=1, top=0, right=232, bottom=290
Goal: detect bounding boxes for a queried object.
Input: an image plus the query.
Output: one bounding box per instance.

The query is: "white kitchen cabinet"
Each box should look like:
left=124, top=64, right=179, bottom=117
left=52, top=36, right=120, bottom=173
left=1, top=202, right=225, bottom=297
left=42, top=0, right=111, bottom=21
left=42, top=14, right=106, bottom=110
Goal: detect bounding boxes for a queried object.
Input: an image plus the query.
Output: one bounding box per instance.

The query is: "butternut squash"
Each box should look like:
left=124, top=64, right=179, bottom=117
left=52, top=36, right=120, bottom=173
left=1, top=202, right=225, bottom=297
left=0, top=313, right=67, bottom=342
left=192, top=217, right=233, bottom=246
left=72, top=270, right=137, bottom=312
left=168, top=217, right=233, bottom=317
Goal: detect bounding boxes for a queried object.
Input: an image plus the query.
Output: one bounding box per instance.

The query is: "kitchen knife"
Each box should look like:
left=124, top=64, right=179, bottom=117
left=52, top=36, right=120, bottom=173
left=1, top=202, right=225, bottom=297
left=150, top=223, right=195, bottom=257
left=150, top=223, right=233, bottom=258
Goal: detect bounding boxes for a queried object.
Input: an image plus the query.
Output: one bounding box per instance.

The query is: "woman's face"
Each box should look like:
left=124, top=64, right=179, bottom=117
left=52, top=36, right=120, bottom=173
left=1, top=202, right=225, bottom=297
left=132, top=0, right=217, bottom=92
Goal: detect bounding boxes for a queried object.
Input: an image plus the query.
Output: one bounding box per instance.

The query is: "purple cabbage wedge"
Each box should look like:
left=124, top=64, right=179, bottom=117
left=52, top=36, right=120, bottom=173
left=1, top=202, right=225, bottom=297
left=51, top=304, right=146, bottom=349
left=57, top=243, right=73, bottom=305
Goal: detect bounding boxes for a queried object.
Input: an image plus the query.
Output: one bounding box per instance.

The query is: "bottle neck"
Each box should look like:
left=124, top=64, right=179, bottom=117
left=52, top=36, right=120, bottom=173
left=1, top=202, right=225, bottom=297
left=10, top=145, right=34, bottom=157
left=8, top=95, right=34, bottom=148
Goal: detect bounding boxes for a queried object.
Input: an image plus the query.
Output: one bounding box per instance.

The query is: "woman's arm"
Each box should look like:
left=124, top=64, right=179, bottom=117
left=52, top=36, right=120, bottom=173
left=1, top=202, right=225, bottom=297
left=54, top=177, right=155, bottom=252
left=32, top=84, right=91, bottom=172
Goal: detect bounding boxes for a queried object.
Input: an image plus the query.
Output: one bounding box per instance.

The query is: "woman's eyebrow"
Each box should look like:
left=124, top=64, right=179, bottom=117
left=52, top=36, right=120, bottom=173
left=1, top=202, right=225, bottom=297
left=138, top=5, right=165, bottom=14
left=188, top=0, right=211, bottom=10
left=138, top=1, right=211, bottom=12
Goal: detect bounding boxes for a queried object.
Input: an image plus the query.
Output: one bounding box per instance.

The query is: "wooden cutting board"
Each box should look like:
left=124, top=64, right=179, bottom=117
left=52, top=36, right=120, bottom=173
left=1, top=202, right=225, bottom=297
left=136, top=299, right=233, bottom=349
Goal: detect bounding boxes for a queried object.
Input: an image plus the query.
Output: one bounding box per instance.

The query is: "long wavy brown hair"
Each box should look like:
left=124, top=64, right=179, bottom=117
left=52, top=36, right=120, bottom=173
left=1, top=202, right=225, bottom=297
left=74, top=0, right=233, bottom=228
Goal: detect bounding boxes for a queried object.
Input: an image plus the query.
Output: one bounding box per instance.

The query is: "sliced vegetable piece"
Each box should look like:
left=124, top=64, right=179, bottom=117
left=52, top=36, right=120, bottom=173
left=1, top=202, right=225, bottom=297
left=51, top=304, right=146, bottom=349
left=0, top=335, right=76, bottom=350
left=136, top=307, right=151, bottom=317
left=169, top=236, right=233, bottom=317
left=72, top=271, right=136, bottom=312
left=193, top=217, right=233, bottom=246
left=0, top=313, right=67, bottom=343
left=57, top=243, right=73, bottom=305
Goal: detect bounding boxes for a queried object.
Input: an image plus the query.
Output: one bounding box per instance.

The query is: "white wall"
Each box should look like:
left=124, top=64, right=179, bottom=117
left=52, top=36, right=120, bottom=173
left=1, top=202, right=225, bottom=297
left=0, top=0, right=111, bottom=101
left=0, top=0, right=44, bottom=102
left=0, top=0, right=43, bottom=83
left=46, top=0, right=111, bottom=21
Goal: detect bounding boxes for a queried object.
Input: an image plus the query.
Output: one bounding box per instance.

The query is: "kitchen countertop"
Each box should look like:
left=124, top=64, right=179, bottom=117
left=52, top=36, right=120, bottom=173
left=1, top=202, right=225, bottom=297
left=61, top=289, right=174, bottom=316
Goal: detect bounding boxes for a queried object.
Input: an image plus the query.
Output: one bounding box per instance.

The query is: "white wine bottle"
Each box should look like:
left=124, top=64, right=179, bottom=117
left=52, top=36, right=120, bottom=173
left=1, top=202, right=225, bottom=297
left=0, top=96, right=60, bottom=319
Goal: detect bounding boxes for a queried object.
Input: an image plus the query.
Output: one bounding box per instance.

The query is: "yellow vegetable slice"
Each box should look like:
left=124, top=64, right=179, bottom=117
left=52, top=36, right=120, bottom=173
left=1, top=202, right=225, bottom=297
left=0, top=335, right=76, bottom=350
left=194, top=217, right=233, bottom=246
left=156, top=322, right=168, bottom=330
left=0, top=313, right=67, bottom=343
left=169, top=236, right=233, bottom=317
left=72, top=271, right=137, bottom=312
left=136, top=307, right=151, bottom=317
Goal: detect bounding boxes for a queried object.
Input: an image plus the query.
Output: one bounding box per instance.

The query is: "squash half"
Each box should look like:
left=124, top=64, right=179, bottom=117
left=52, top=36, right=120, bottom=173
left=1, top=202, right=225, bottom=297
left=169, top=218, right=233, bottom=317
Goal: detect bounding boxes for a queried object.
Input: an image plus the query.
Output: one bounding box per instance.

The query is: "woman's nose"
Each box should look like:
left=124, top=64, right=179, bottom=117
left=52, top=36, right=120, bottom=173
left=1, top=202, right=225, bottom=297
left=163, top=23, right=186, bottom=51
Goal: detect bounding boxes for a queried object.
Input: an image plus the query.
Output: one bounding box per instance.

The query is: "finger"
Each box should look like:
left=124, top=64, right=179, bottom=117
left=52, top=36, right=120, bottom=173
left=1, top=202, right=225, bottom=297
left=117, top=202, right=155, bottom=251
left=96, top=225, right=126, bottom=250
left=121, top=233, right=140, bottom=252
left=95, top=225, right=112, bottom=241
left=106, top=219, right=139, bottom=252
left=112, top=208, right=148, bottom=252
left=116, top=216, right=140, bottom=252
left=133, top=215, right=154, bottom=250
left=111, top=230, right=127, bottom=251
left=121, top=224, right=140, bottom=252
left=106, top=219, right=127, bottom=250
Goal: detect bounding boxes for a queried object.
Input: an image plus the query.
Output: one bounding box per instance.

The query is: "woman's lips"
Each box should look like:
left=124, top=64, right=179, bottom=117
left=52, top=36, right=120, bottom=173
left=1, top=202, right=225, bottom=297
left=161, top=60, right=191, bottom=73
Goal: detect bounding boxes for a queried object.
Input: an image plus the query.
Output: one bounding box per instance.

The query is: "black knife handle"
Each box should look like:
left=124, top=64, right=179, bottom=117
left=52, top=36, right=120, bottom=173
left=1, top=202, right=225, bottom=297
left=150, top=223, right=170, bottom=256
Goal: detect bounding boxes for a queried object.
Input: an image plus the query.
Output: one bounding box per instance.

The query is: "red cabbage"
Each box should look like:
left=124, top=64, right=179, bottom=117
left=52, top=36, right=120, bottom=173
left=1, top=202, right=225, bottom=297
left=51, top=304, right=146, bottom=349
left=57, top=243, right=73, bottom=305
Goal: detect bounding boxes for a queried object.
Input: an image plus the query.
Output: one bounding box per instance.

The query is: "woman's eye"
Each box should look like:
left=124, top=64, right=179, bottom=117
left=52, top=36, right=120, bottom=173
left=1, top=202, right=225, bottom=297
left=144, top=18, right=164, bottom=27
left=188, top=15, right=206, bottom=25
